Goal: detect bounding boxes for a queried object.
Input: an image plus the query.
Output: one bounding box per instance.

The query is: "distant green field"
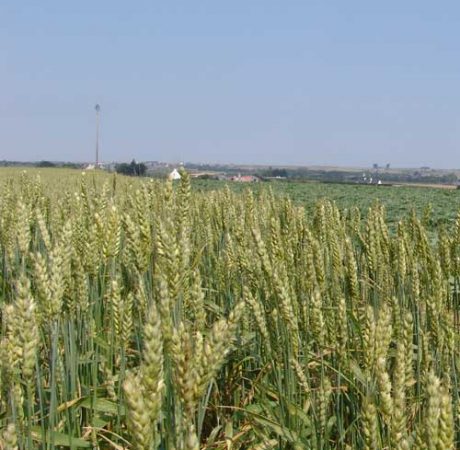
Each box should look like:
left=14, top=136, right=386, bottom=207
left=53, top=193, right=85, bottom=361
left=193, top=179, right=460, bottom=230
left=2, top=168, right=458, bottom=230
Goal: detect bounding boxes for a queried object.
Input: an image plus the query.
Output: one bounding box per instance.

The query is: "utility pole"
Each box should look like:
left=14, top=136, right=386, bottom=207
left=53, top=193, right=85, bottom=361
left=95, top=104, right=101, bottom=168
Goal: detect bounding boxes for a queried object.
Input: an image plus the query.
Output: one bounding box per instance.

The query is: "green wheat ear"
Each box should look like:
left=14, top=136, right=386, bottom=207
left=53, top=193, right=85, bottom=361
left=0, top=167, right=459, bottom=449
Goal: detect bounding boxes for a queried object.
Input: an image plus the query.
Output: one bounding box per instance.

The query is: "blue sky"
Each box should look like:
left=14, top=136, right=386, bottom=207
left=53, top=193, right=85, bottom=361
left=2, top=1, right=460, bottom=168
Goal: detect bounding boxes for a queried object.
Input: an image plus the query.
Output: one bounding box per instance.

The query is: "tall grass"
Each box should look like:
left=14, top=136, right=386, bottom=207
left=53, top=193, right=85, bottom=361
left=0, top=169, right=459, bottom=449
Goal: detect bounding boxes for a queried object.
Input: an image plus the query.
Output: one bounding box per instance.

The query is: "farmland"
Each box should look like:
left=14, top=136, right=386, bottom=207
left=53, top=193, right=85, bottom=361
left=1, top=168, right=460, bottom=449
left=194, top=178, right=460, bottom=230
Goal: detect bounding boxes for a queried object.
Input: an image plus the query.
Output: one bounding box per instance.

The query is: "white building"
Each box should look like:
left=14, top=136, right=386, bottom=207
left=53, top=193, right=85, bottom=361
left=168, top=168, right=181, bottom=180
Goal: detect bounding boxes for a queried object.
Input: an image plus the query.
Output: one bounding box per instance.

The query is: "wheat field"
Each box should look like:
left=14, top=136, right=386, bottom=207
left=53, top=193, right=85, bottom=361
left=0, top=168, right=459, bottom=449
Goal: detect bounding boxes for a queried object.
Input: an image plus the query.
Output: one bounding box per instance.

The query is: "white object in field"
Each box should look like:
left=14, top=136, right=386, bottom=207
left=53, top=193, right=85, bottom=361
left=85, top=164, right=96, bottom=170
left=169, top=168, right=181, bottom=180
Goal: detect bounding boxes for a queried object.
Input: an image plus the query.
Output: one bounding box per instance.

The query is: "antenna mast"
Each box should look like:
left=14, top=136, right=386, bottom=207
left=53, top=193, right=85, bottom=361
left=95, top=104, right=101, bottom=167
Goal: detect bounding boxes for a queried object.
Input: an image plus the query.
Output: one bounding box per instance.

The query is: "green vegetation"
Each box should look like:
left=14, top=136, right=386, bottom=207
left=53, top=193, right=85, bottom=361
left=1, top=168, right=460, bottom=448
left=115, top=159, right=148, bottom=176
left=185, top=162, right=460, bottom=184
left=193, top=179, right=460, bottom=230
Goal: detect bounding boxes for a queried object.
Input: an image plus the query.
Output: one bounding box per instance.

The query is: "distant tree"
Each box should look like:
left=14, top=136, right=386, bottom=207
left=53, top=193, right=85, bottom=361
left=272, top=168, right=288, bottom=177
left=36, top=160, right=56, bottom=168
left=386, top=163, right=390, bottom=169
left=115, top=159, right=147, bottom=176
left=130, top=159, right=147, bottom=176
left=114, top=163, right=129, bottom=175
left=262, top=168, right=288, bottom=178
left=373, top=163, right=379, bottom=169
left=62, top=162, right=82, bottom=169
left=442, top=173, right=458, bottom=184
left=197, top=174, right=216, bottom=180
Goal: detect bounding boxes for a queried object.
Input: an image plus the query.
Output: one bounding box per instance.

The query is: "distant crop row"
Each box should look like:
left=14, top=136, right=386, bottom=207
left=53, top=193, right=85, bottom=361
left=194, top=178, right=460, bottom=231
left=0, top=169, right=460, bottom=448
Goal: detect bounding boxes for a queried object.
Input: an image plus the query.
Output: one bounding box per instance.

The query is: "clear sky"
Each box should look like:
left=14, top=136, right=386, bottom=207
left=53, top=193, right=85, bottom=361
left=2, top=1, right=460, bottom=168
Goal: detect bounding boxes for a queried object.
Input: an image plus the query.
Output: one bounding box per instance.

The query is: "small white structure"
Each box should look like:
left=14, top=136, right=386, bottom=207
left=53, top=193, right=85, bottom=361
left=168, top=168, right=181, bottom=181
